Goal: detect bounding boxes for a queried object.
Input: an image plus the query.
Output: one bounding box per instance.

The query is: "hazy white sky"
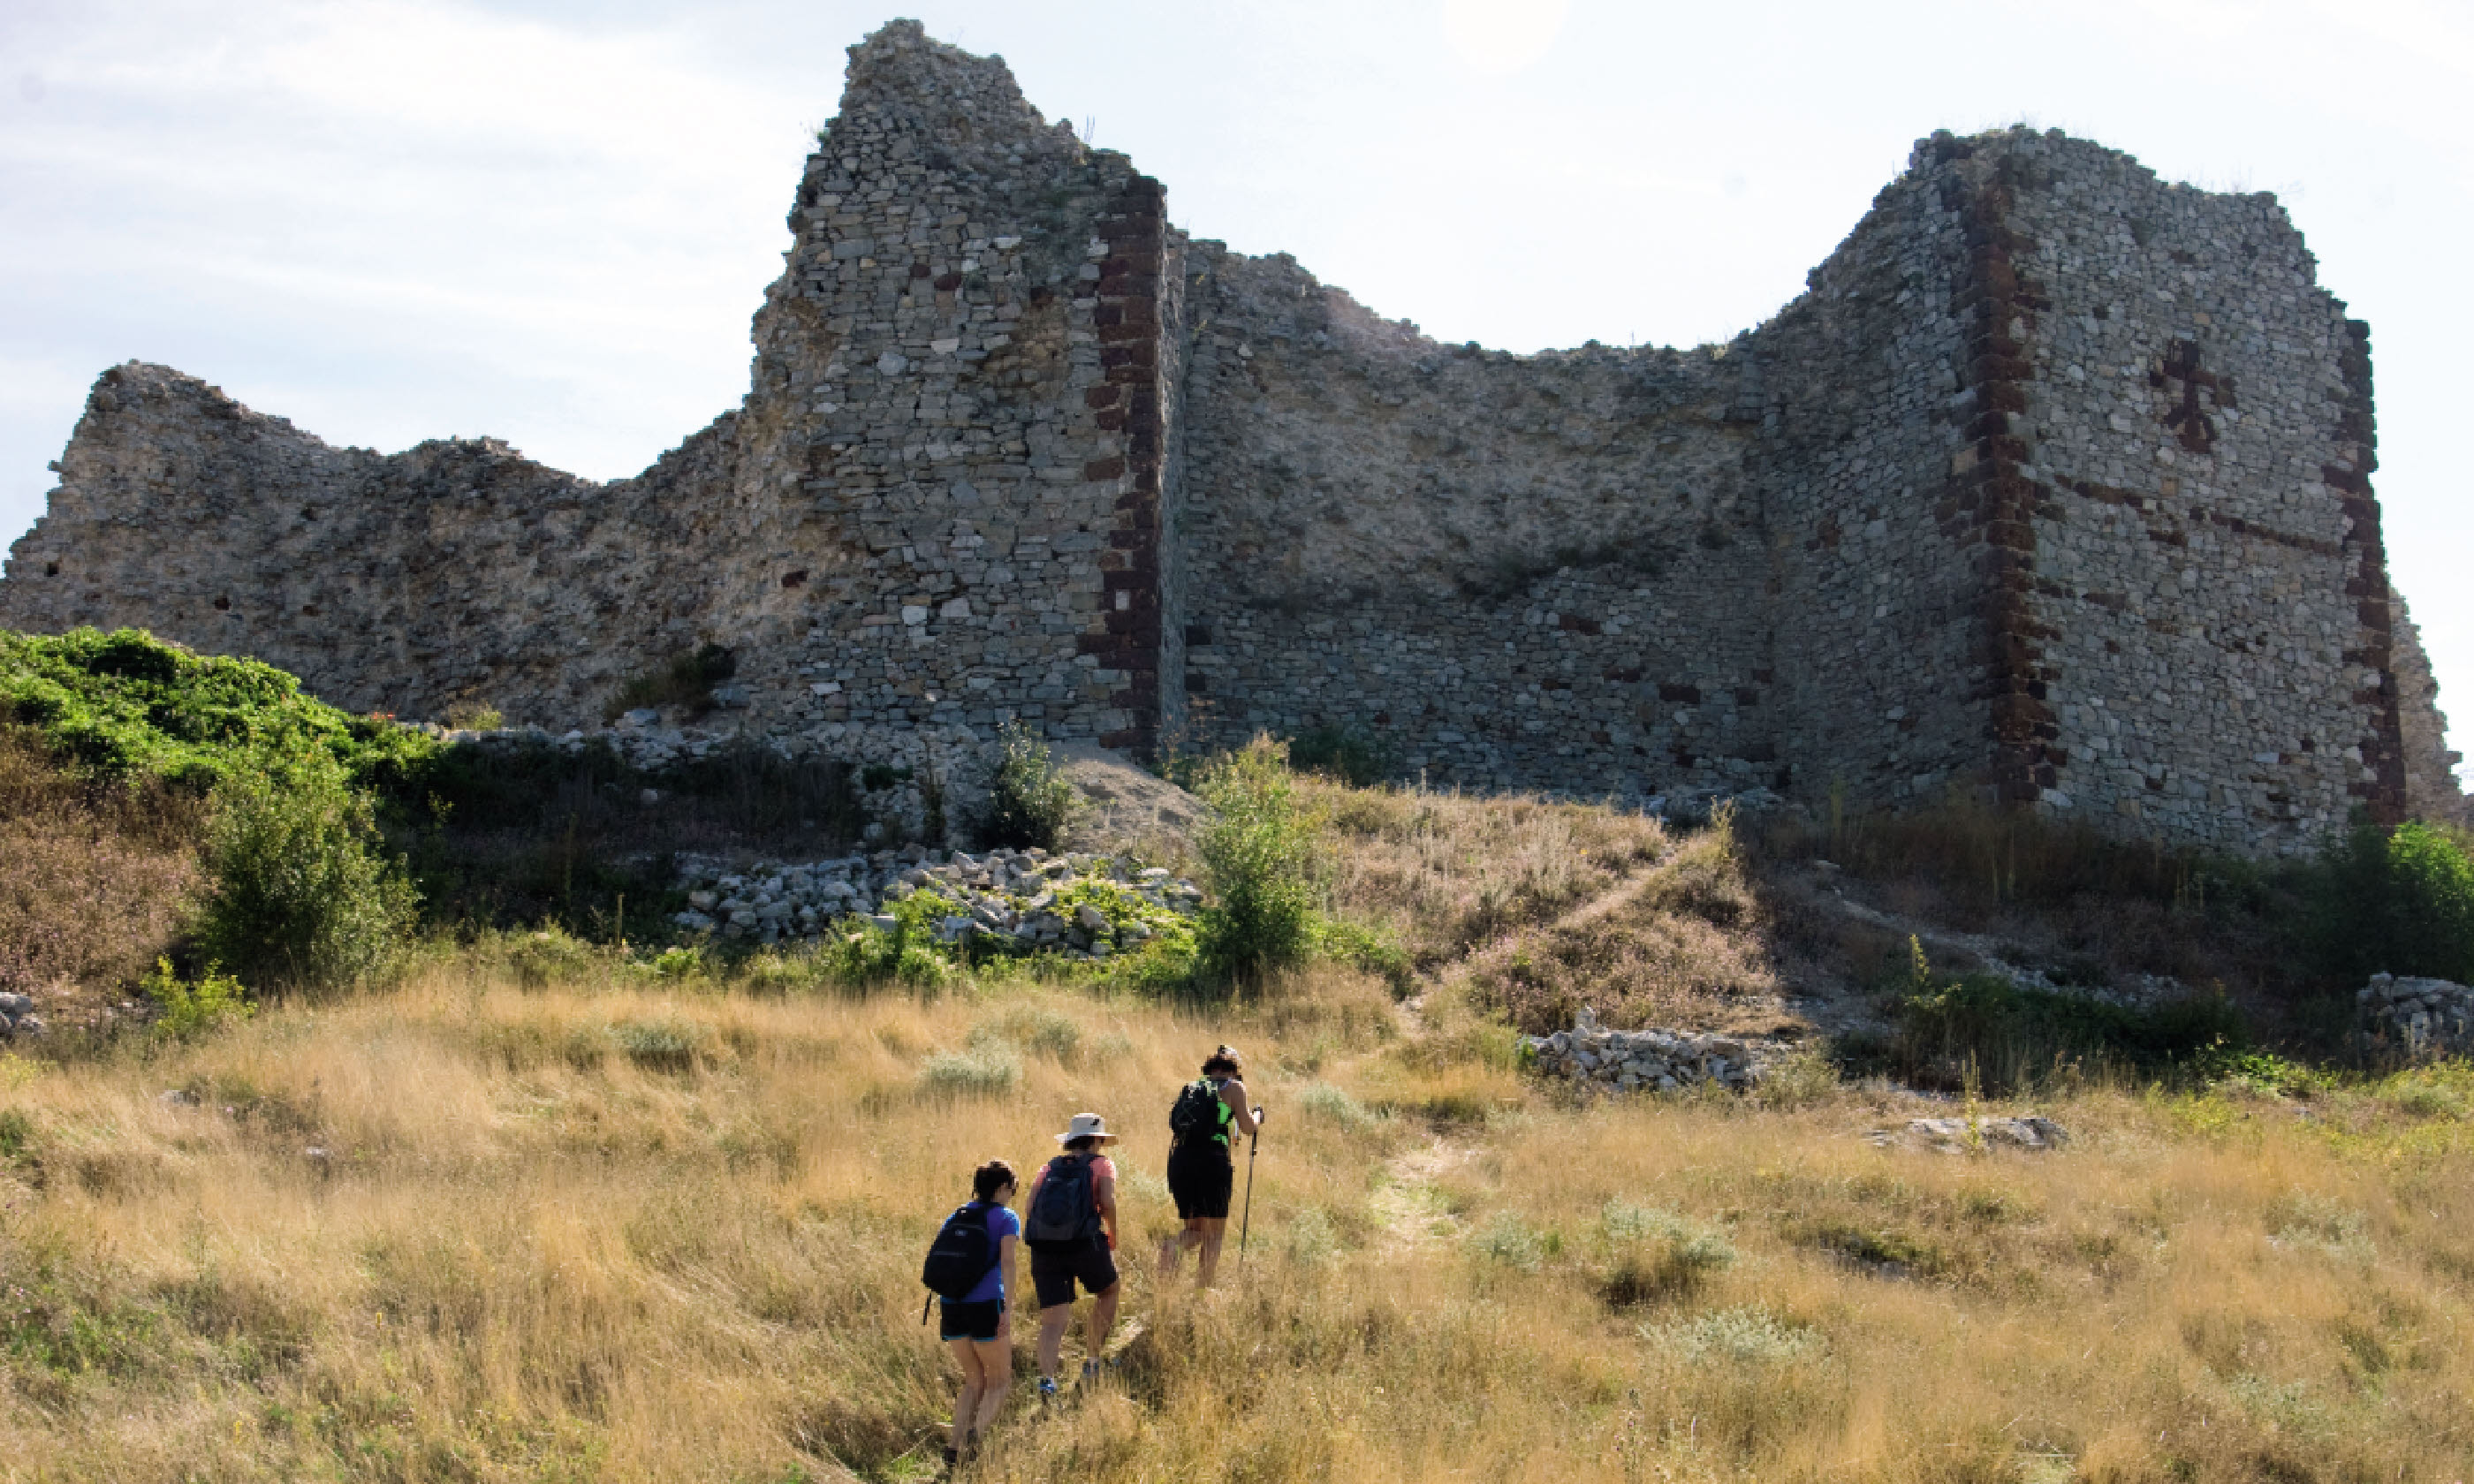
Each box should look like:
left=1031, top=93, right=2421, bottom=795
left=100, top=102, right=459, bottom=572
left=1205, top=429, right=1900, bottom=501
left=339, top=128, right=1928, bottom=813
left=4, top=0, right=2467, bottom=748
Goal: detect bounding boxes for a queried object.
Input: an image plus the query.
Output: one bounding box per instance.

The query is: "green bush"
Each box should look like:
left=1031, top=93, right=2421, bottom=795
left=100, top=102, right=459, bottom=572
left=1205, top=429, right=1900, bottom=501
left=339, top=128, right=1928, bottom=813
left=1597, top=1200, right=1735, bottom=1305
left=1195, top=736, right=1322, bottom=984
left=2301, top=819, right=2474, bottom=985
left=0, top=627, right=438, bottom=796
left=1286, top=723, right=1400, bottom=787
left=976, top=723, right=1080, bottom=851
left=198, top=761, right=418, bottom=994
left=1867, top=939, right=2247, bottom=1094
left=138, top=957, right=253, bottom=1040
left=918, top=1042, right=1021, bottom=1099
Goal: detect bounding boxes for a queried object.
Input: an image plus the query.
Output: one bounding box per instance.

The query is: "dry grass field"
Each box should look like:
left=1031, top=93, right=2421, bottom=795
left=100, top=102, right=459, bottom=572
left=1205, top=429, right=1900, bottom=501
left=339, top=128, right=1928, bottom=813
left=3, top=945, right=2470, bottom=1483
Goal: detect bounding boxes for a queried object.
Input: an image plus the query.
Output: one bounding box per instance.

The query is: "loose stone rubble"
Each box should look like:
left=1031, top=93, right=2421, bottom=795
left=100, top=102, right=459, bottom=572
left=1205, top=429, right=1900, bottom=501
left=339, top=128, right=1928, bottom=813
left=1522, top=1006, right=1780, bottom=1095
left=670, top=842, right=1202, bottom=957
left=1868, top=1117, right=2070, bottom=1153
left=0, top=992, right=44, bottom=1039
left=2357, top=973, right=2474, bottom=1060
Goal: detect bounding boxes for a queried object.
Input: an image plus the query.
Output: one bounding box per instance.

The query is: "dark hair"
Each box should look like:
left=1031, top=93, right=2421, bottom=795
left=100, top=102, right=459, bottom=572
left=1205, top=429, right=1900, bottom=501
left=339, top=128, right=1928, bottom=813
left=972, top=1159, right=1017, bottom=1201
left=1201, top=1045, right=1241, bottom=1077
left=1063, top=1135, right=1100, bottom=1153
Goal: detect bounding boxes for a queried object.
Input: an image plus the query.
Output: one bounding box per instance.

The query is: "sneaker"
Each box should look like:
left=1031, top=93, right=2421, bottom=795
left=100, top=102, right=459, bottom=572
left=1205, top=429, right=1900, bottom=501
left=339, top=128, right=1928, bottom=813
left=1080, top=1359, right=1103, bottom=1384
left=941, top=1445, right=959, bottom=1471
left=1037, top=1376, right=1059, bottom=1400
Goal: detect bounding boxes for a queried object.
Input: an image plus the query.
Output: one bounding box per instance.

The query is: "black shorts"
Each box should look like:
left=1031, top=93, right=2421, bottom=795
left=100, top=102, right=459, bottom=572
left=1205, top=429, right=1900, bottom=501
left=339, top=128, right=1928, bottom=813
left=1028, top=1239, right=1118, bottom=1307
left=939, top=1298, right=1003, bottom=1342
left=1166, top=1144, right=1234, bottom=1221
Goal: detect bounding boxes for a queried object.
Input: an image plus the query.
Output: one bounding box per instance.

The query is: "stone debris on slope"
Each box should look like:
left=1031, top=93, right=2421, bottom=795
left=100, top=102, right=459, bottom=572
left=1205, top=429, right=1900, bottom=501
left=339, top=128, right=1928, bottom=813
left=2358, top=973, right=2474, bottom=1059
left=1520, top=1005, right=1783, bottom=1095
left=0, top=991, right=43, bottom=1039
left=1868, top=1117, right=2070, bottom=1153
left=668, top=841, right=1202, bottom=958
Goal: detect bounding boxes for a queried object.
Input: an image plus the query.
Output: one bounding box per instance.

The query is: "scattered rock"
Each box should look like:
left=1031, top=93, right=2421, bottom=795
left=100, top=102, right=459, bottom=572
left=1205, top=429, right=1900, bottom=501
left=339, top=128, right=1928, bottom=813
left=158, top=1088, right=201, bottom=1108
left=669, top=844, right=1202, bottom=960
left=1522, top=1006, right=1787, bottom=1095
left=1871, top=1117, right=2070, bottom=1153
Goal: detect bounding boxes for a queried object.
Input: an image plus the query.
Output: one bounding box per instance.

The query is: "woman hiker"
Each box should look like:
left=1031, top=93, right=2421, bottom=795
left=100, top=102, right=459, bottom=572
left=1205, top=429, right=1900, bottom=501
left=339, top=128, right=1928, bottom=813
left=1157, top=1045, right=1264, bottom=1289
left=1021, top=1112, right=1122, bottom=1396
left=938, top=1160, right=1020, bottom=1470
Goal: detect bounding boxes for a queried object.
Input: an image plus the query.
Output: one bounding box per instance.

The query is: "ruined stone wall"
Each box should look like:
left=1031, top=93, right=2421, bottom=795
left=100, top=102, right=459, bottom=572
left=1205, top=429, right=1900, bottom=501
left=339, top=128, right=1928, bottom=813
left=0, top=25, right=2455, bottom=850
left=0, top=363, right=755, bottom=722
left=1175, top=251, right=1774, bottom=796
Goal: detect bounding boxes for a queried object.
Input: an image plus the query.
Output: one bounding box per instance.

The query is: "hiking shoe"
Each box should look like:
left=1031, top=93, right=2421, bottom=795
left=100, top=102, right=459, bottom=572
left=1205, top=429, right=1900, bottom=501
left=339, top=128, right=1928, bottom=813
left=1037, top=1376, right=1059, bottom=1401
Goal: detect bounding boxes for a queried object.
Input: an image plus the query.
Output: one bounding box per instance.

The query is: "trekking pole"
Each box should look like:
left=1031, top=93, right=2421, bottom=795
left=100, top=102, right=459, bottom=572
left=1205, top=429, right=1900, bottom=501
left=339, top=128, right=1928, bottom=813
left=1239, top=1124, right=1259, bottom=1260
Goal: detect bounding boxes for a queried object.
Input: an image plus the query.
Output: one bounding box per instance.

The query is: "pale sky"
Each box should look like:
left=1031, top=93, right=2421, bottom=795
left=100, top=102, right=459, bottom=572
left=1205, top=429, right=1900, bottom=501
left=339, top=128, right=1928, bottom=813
left=4, top=0, right=2467, bottom=755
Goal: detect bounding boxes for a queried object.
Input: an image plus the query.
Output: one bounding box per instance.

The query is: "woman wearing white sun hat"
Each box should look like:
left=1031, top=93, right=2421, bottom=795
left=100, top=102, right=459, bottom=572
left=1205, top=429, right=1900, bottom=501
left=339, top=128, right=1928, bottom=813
left=1020, top=1111, right=1122, bottom=1397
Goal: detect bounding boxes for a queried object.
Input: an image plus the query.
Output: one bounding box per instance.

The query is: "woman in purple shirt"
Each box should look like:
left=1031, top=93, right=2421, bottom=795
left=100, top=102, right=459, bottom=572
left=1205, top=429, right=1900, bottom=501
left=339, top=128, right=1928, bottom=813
left=941, top=1159, right=1021, bottom=1467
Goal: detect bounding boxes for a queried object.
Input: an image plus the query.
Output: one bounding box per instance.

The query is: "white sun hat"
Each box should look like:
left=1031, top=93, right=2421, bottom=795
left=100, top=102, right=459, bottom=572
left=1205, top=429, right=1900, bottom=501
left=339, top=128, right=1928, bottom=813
left=1054, top=1111, right=1118, bottom=1146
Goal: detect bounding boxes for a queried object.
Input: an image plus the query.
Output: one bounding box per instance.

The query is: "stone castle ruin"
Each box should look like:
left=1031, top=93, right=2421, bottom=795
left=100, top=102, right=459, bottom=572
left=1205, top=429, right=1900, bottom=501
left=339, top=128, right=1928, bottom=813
left=2, top=20, right=2462, bottom=852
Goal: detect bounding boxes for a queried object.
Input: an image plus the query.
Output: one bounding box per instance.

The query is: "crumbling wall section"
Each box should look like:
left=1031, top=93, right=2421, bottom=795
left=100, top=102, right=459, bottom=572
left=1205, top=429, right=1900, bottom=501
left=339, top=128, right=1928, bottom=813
left=1176, top=250, right=1773, bottom=797
left=0, top=362, right=752, bottom=723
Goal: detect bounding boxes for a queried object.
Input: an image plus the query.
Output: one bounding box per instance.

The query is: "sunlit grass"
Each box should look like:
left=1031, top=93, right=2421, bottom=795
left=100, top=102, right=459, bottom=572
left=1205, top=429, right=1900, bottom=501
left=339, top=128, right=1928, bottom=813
left=0, top=951, right=2468, bottom=1481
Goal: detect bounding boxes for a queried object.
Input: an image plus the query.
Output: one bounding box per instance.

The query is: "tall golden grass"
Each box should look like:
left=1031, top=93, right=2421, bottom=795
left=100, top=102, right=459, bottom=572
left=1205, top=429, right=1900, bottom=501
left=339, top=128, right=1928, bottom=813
left=3, top=950, right=2467, bottom=1482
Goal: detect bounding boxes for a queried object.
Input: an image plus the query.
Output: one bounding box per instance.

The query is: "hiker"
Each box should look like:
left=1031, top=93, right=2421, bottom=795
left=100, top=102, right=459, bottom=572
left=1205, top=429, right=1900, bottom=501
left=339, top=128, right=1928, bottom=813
left=1021, top=1112, right=1121, bottom=1396
left=926, top=1160, right=1020, bottom=1470
left=1158, top=1044, right=1264, bottom=1288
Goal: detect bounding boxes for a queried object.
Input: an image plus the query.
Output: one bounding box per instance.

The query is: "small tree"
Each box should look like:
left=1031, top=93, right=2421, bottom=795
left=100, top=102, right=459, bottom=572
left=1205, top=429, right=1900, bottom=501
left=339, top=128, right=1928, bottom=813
left=199, top=758, right=418, bottom=995
left=1195, top=735, right=1320, bottom=985
left=976, top=723, right=1081, bottom=851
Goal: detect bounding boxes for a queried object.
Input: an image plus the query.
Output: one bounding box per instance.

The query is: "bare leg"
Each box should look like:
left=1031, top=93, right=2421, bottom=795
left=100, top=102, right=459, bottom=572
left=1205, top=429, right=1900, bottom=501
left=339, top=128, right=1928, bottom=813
left=1037, top=1303, right=1074, bottom=1381
left=1195, top=1216, right=1228, bottom=1288
left=970, top=1333, right=1011, bottom=1437
left=1160, top=1217, right=1208, bottom=1278
left=947, top=1336, right=987, bottom=1452
left=1083, top=1281, right=1119, bottom=1368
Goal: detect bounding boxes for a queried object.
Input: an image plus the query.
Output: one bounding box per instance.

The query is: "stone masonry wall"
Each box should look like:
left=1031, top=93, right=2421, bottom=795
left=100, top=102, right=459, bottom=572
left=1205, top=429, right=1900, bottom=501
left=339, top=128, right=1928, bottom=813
left=1176, top=251, right=1774, bottom=795
left=1989, top=132, right=2409, bottom=850
left=0, top=23, right=2455, bottom=851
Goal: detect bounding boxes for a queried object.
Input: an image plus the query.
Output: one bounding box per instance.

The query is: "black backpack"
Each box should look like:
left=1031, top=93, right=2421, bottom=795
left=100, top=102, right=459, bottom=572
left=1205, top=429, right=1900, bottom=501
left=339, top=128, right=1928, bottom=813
left=1168, top=1079, right=1222, bottom=1147
left=1022, top=1155, right=1104, bottom=1245
left=920, top=1201, right=998, bottom=1309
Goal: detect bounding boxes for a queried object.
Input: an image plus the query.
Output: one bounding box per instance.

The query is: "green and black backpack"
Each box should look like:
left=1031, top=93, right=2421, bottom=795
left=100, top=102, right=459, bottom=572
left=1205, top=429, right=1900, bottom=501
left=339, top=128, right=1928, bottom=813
left=1167, top=1078, right=1225, bottom=1148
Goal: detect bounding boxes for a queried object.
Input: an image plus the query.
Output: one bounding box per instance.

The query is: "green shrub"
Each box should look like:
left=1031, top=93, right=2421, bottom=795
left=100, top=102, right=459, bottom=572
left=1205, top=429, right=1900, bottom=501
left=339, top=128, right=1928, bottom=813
left=918, top=1042, right=1021, bottom=1099
left=1644, top=1306, right=1821, bottom=1365
left=1294, top=1081, right=1377, bottom=1132
left=1314, top=916, right=1412, bottom=994
left=976, top=723, right=1081, bottom=851
left=1863, top=937, right=2248, bottom=1094
left=0, top=627, right=439, bottom=796
left=2302, top=819, right=2474, bottom=984
left=606, top=1017, right=705, bottom=1072
left=1472, top=1212, right=1546, bottom=1272
left=1195, top=737, right=1321, bottom=984
left=138, top=957, right=253, bottom=1040
left=198, top=761, right=417, bottom=995
left=971, top=1003, right=1081, bottom=1064
left=1286, top=723, right=1400, bottom=787
left=1597, top=1200, right=1735, bottom=1305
